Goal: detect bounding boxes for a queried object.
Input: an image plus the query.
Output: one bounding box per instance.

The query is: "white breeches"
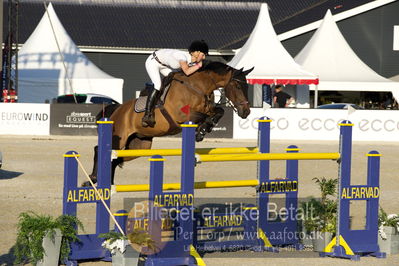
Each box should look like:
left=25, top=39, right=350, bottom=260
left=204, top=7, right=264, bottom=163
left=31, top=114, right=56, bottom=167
left=145, top=55, right=172, bottom=91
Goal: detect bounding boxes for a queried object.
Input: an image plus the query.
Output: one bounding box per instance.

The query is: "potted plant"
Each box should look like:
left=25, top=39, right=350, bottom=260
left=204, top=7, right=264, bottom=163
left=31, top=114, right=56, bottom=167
left=378, top=208, right=399, bottom=255
left=13, top=211, right=83, bottom=265
left=100, top=228, right=157, bottom=266
left=301, top=177, right=338, bottom=252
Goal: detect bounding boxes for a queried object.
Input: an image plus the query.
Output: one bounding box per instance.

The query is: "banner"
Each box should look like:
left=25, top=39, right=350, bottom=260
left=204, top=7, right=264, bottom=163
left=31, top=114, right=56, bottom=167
left=50, top=104, right=104, bottom=135
left=0, top=103, right=50, bottom=135
left=234, top=108, right=399, bottom=141
left=207, top=107, right=233, bottom=138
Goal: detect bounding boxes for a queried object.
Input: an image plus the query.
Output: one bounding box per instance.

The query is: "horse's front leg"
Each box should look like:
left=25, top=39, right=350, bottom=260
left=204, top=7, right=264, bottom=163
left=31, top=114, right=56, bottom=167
left=195, top=107, right=225, bottom=142
left=187, top=111, right=208, bottom=142
left=204, top=106, right=224, bottom=133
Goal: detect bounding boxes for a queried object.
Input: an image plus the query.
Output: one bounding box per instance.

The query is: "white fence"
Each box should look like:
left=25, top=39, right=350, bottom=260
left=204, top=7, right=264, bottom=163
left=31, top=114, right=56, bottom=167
left=2, top=104, right=399, bottom=142
left=234, top=108, right=399, bottom=141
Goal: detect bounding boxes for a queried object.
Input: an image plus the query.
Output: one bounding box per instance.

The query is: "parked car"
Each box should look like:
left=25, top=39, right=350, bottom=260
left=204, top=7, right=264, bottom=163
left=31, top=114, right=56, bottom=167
left=317, top=103, right=364, bottom=110
left=55, top=93, right=119, bottom=104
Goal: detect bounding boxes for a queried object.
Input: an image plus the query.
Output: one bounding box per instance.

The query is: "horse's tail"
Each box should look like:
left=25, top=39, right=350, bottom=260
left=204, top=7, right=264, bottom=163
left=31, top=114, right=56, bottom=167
left=96, top=103, right=120, bottom=121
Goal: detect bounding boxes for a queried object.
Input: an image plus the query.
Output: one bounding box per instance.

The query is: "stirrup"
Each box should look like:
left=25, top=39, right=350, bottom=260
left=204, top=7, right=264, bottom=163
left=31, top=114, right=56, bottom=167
left=142, top=113, right=156, bottom=128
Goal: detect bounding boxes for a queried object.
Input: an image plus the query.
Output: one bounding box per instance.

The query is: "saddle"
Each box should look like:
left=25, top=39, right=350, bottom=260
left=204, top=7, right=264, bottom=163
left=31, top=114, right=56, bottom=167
left=134, top=90, right=168, bottom=113
left=134, top=73, right=175, bottom=113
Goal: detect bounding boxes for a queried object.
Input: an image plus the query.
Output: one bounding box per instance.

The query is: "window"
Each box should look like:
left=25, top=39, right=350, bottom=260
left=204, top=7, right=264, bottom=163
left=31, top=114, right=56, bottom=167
left=90, top=97, right=114, bottom=104
left=57, top=95, right=87, bottom=103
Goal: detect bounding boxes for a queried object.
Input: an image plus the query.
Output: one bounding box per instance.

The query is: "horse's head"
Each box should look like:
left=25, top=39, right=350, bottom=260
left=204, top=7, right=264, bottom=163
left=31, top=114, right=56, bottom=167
left=224, top=67, right=254, bottom=119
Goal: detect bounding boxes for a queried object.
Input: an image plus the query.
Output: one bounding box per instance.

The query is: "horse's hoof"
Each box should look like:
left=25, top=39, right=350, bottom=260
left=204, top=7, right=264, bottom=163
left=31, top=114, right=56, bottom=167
left=81, top=176, right=97, bottom=187
left=195, top=133, right=205, bottom=142
left=81, top=181, right=92, bottom=187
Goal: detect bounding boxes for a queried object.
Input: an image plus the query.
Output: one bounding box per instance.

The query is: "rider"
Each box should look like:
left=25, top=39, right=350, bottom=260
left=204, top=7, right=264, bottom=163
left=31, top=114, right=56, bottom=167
left=142, top=40, right=209, bottom=127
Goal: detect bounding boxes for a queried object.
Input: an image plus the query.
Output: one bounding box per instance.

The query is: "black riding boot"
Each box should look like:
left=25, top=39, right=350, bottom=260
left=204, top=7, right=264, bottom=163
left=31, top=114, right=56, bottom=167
left=142, top=88, right=160, bottom=128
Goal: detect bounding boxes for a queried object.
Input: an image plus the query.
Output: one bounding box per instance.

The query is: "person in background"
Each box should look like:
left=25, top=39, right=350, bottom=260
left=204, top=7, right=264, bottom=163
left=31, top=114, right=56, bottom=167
left=382, top=92, right=394, bottom=109
left=142, top=40, right=209, bottom=127
left=273, top=85, right=294, bottom=108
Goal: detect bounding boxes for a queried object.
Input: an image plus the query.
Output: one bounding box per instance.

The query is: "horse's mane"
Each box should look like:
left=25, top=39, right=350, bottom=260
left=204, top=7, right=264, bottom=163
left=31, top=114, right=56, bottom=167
left=200, top=60, right=233, bottom=75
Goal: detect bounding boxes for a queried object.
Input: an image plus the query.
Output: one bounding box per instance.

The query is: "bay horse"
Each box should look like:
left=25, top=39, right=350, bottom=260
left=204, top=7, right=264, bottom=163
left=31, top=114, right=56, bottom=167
left=84, top=61, right=253, bottom=186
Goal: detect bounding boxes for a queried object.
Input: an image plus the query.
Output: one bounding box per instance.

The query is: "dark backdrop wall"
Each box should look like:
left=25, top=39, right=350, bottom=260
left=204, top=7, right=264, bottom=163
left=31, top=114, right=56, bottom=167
left=84, top=52, right=149, bottom=102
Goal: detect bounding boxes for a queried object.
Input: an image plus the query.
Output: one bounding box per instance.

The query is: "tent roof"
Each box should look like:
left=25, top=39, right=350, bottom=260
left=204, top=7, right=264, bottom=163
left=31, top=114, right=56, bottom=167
left=295, top=9, right=399, bottom=96
left=228, top=3, right=319, bottom=85
left=18, top=3, right=123, bottom=103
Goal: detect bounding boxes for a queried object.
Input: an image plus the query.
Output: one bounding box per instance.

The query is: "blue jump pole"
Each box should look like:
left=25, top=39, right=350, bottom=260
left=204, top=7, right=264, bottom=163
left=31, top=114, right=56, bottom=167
left=257, top=117, right=300, bottom=249
left=145, top=122, right=199, bottom=265
left=96, top=119, right=113, bottom=238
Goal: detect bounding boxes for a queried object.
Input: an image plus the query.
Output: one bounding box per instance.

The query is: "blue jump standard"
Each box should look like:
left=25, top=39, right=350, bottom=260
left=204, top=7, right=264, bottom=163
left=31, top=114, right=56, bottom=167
left=319, top=121, right=386, bottom=260
left=62, top=120, right=114, bottom=265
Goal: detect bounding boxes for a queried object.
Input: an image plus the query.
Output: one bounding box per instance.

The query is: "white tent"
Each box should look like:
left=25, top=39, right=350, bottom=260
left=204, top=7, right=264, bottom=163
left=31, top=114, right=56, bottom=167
left=17, top=3, right=124, bottom=103
left=295, top=10, right=399, bottom=102
left=391, top=74, right=399, bottom=82
left=228, top=3, right=318, bottom=86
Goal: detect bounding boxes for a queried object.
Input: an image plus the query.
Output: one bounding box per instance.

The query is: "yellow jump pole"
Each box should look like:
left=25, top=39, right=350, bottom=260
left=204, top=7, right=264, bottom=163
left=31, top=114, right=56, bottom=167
left=115, top=179, right=260, bottom=192
left=114, top=147, right=259, bottom=158
left=196, top=152, right=340, bottom=162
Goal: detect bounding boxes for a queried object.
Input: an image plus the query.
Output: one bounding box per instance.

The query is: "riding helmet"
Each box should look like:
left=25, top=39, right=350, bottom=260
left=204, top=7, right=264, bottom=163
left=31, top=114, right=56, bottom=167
left=188, top=40, right=209, bottom=55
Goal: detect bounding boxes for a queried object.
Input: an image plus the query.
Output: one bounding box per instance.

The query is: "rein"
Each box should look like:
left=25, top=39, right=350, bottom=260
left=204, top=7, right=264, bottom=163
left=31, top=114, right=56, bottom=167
left=172, top=78, right=209, bottom=97
left=232, top=77, right=248, bottom=84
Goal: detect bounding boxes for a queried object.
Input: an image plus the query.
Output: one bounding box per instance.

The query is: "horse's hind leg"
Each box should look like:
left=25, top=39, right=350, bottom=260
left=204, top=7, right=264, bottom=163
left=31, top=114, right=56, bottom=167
left=82, top=145, right=99, bottom=187
left=86, top=136, right=127, bottom=186
left=108, top=134, right=153, bottom=185
left=83, top=144, right=126, bottom=186
left=111, top=157, right=124, bottom=185
left=127, top=134, right=153, bottom=152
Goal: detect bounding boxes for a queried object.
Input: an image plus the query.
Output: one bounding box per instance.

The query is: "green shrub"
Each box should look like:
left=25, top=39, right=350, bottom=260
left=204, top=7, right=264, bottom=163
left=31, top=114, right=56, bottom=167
left=300, top=177, right=338, bottom=233
left=14, top=211, right=83, bottom=264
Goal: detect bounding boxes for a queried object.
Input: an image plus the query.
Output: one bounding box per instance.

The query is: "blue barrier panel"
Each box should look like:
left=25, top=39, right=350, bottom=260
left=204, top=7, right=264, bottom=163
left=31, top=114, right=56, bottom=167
left=62, top=118, right=385, bottom=264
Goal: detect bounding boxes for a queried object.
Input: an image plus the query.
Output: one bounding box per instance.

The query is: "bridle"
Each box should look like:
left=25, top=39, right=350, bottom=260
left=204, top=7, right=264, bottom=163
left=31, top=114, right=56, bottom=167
left=223, top=73, right=250, bottom=113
